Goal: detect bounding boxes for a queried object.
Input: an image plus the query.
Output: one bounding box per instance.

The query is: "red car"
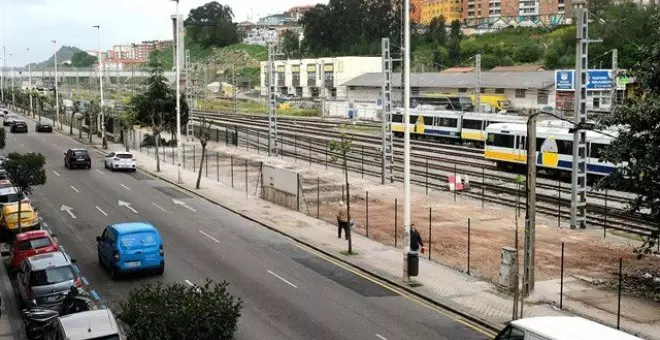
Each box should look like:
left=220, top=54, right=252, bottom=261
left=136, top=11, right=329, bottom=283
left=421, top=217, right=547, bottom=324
left=9, top=230, right=60, bottom=271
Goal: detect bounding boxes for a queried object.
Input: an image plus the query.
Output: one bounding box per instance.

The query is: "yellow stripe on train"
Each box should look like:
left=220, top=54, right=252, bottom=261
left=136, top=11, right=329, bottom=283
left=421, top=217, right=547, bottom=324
left=461, top=131, right=486, bottom=141
left=392, top=124, right=415, bottom=133
left=484, top=150, right=527, bottom=163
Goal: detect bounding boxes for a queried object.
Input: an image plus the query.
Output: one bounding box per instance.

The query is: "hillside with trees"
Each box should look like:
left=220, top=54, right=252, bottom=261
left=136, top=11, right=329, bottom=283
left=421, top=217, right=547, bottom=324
left=32, top=46, right=85, bottom=68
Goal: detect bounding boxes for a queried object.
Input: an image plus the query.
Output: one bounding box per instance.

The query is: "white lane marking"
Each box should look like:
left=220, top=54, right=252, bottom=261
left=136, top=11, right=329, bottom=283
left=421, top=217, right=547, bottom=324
left=376, top=334, right=388, bottom=340
left=199, top=230, right=220, bottom=243
left=120, top=184, right=131, bottom=191
left=60, top=205, right=77, bottom=219
left=69, top=185, right=79, bottom=193
left=95, top=206, right=108, bottom=216
left=95, top=169, right=104, bottom=175
left=267, top=270, right=298, bottom=289
left=118, top=200, right=138, bottom=214
left=185, top=280, right=194, bottom=286
left=152, top=203, right=167, bottom=212
left=172, top=199, right=196, bottom=212
left=52, top=170, right=60, bottom=177
left=19, top=143, right=24, bottom=148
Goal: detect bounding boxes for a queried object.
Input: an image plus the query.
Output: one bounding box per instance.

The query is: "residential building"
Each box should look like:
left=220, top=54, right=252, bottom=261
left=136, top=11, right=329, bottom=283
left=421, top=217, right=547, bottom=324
left=244, top=27, right=280, bottom=46
left=421, top=0, right=463, bottom=24
left=411, top=0, right=423, bottom=23
left=259, top=57, right=382, bottom=99
left=259, top=14, right=295, bottom=26
left=461, top=0, right=572, bottom=27
left=285, top=5, right=314, bottom=21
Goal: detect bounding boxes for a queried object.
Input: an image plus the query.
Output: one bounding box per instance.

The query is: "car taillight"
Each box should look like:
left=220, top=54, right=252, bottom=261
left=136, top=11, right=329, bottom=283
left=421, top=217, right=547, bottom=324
left=159, top=244, right=164, bottom=256
left=113, top=251, right=119, bottom=261
left=132, top=158, right=136, bottom=161
left=113, top=157, right=120, bottom=161
left=74, top=277, right=83, bottom=288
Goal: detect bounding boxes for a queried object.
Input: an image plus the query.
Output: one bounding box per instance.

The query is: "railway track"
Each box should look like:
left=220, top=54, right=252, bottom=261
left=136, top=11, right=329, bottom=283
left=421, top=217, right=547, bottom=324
left=191, top=111, right=658, bottom=238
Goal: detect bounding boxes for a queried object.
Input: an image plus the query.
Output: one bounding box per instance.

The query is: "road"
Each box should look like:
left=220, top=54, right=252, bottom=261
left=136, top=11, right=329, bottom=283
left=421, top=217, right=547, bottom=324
left=1, top=115, right=491, bottom=340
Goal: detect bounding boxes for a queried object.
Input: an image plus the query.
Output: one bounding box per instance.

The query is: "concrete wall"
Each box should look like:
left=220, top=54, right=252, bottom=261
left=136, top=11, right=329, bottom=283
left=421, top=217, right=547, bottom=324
left=261, top=186, right=299, bottom=211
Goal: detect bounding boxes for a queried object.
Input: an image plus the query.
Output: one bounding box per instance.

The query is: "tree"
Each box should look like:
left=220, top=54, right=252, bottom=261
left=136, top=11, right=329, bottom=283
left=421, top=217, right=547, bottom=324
left=597, top=13, right=660, bottom=254
left=4, top=153, right=47, bottom=234
left=447, top=20, right=462, bottom=66
left=70, top=101, right=80, bottom=135
left=280, top=30, right=301, bottom=59
left=185, top=2, right=239, bottom=48
left=426, top=16, right=446, bottom=45
left=117, top=109, right=138, bottom=152
left=329, top=132, right=354, bottom=254
left=70, top=51, right=97, bottom=67
left=195, top=118, right=213, bottom=189
left=131, top=56, right=186, bottom=172
left=118, top=280, right=242, bottom=340
left=0, top=125, right=5, bottom=150
left=86, top=99, right=100, bottom=144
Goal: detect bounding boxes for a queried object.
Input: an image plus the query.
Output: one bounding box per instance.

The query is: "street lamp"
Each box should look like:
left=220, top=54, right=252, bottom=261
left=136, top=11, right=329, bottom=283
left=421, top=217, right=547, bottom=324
left=8, top=52, right=14, bottom=107
left=52, top=40, right=60, bottom=130
left=402, top=0, right=412, bottom=282
left=26, top=48, right=33, bottom=117
left=93, top=25, right=106, bottom=148
left=171, top=0, right=182, bottom=184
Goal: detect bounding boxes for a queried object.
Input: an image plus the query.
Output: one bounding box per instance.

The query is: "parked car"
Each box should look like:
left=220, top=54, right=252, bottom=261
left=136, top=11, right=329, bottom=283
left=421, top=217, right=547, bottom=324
left=3, top=115, right=16, bottom=126
left=64, top=148, right=91, bottom=169
left=0, top=186, right=30, bottom=206
left=9, top=230, right=60, bottom=272
left=96, top=222, right=164, bottom=280
left=11, top=120, right=28, bottom=133
left=16, top=251, right=82, bottom=309
left=35, top=122, right=53, bottom=133
left=45, top=309, right=123, bottom=340
left=104, top=151, right=136, bottom=172
left=0, top=202, right=40, bottom=243
left=494, top=316, right=643, bottom=340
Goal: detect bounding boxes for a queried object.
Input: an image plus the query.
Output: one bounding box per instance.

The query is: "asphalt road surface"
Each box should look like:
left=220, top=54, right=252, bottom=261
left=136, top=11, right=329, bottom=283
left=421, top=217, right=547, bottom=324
left=1, top=115, right=491, bottom=340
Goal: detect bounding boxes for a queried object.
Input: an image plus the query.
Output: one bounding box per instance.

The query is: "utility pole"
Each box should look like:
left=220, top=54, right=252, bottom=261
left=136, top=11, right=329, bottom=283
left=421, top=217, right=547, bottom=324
left=52, top=40, right=61, bottom=130
left=474, top=54, right=481, bottom=112
left=232, top=64, right=238, bottom=113
left=267, top=43, right=278, bottom=156
left=172, top=0, right=183, bottom=183
left=27, top=48, right=33, bottom=117
left=381, top=38, right=394, bottom=185
left=93, top=25, right=106, bottom=149
left=399, top=0, right=405, bottom=108
left=611, top=48, right=618, bottom=106
left=0, top=0, right=4, bottom=105
left=402, top=0, right=412, bottom=283
left=320, top=60, right=326, bottom=117
left=2, top=47, right=6, bottom=105
left=571, top=2, right=597, bottom=230
left=8, top=52, right=14, bottom=107
left=523, top=115, right=538, bottom=297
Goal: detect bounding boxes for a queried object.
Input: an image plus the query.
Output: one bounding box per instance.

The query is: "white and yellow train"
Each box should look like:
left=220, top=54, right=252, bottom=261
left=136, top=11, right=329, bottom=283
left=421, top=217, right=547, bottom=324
left=484, top=120, right=617, bottom=177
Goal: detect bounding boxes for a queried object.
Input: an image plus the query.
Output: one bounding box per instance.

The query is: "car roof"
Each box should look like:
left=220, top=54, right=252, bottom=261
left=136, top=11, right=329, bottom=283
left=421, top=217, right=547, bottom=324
left=70, top=148, right=89, bottom=151
left=111, top=151, right=133, bottom=154
left=110, top=221, right=158, bottom=234
left=26, top=251, right=71, bottom=270
left=3, top=202, right=34, bottom=213
left=510, top=316, right=643, bottom=340
left=16, top=230, right=51, bottom=241
left=0, top=187, right=19, bottom=195
left=57, top=309, right=121, bottom=340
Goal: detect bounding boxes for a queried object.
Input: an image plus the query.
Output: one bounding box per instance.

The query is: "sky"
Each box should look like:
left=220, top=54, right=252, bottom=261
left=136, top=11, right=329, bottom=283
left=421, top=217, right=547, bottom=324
left=0, top=0, right=324, bottom=66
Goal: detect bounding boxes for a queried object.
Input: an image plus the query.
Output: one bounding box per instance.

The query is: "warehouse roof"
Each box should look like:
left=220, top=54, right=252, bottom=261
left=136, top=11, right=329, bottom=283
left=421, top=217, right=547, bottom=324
left=342, top=71, right=556, bottom=90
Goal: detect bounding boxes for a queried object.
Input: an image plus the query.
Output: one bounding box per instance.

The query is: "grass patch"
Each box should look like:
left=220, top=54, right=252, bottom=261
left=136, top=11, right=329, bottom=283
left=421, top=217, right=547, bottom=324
left=339, top=250, right=359, bottom=256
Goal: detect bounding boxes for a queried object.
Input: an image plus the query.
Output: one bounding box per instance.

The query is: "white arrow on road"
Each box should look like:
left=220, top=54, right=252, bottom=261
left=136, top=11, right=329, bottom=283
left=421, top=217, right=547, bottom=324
left=118, top=200, right=138, bottom=214
left=60, top=205, right=77, bottom=219
left=172, top=199, right=196, bottom=212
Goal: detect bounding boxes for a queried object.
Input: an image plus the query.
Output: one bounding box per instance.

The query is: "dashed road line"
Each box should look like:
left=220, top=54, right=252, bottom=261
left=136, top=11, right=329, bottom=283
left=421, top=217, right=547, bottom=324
left=185, top=280, right=194, bottom=286
left=152, top=202, right=167, bottom=212
left=120, top=184, right=131, bottom=191
left=96, top=206, right=108, bottom=216
left=267, top=270, right=298, bottom=289
left=376, top=334, right=388, bottom=340
left=52, top=170, right=60, bottom=177
left=199, top=230, right=220, bottom=243
left=95, top=169, right=104, bottom=175
left=70, top=185, right=79, bottom=193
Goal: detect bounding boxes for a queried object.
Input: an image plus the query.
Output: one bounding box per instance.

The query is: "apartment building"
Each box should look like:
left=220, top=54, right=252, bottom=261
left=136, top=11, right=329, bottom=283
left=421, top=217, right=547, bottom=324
left=462, top=0, right=572, bottom=26
left=421, top=0, right=463, bottom=24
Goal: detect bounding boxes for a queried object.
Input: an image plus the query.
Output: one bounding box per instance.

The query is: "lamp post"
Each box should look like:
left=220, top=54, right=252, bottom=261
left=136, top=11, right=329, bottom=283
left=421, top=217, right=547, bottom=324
left=93, top=25, right=106, bottom=148
left=171, top=0, right=182, bottom=184
left=402, top=0, right=412, bottom=283
left=8, top=52, right=14, bottom=107
left=26, top=48, right=33, bottom=117
left=52, top=40, right=60, bottom=130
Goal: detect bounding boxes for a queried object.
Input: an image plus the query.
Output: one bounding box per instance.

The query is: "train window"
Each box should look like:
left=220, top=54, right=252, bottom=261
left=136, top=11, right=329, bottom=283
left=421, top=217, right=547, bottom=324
left=556, top=140, right=574, bottom=155
left=491, top=134, right=515, bottom=148
left=463, top=119, right=482, bottom=130
left=590, top=143, right=607, bottom=159
left=438, top=118, right=458, bottom=127
left=392, top=114, right=403, bottom=123
left=424, top=116, right=434, bottom=125
left=410, top=115, right=419, bottom=124
left=536, top=138, right=544, bottom=152
left=516, top=136, right=526, bottom=150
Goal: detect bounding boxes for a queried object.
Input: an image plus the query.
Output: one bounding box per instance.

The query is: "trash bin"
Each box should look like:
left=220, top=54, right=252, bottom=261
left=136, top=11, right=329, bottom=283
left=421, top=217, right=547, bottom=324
left=408, top=252, right=419, bottom=277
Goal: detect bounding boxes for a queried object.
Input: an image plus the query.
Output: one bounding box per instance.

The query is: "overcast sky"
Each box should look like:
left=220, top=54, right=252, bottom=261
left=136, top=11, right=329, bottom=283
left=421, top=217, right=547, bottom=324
left=1, top=0, right=324, bottom=66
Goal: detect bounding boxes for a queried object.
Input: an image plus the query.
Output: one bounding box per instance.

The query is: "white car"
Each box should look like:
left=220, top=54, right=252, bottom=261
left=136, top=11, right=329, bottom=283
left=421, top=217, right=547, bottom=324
left=104, top=151, right=136, bottom=172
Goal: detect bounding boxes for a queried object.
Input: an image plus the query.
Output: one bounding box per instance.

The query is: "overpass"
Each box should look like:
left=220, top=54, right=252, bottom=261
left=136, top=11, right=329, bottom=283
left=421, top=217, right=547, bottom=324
left=1, top=67, right=176, bottom=85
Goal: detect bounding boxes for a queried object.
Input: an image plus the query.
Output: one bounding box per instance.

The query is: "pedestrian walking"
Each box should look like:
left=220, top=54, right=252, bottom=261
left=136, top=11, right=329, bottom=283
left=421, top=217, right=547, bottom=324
left=336, top=202, right=348, bottom=239
left=410, top=224, right=424, bottom=253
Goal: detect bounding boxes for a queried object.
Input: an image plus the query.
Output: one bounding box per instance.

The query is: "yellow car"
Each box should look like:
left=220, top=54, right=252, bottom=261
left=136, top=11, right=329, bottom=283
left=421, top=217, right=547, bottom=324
left=1, top=202, right=40, bottom=234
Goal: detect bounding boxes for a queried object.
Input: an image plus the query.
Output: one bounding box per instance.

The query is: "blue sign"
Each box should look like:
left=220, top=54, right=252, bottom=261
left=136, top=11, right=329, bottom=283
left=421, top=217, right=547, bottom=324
left=555, top=70, right=574, bottom=91
left=555, top=69, right=615, bottom=91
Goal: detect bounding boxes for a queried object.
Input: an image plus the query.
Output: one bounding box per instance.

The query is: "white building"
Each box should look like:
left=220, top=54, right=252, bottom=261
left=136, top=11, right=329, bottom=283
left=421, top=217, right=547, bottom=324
left=259, top=56, right=382, bottom=99
left=243, top=27, right=279, bottom=46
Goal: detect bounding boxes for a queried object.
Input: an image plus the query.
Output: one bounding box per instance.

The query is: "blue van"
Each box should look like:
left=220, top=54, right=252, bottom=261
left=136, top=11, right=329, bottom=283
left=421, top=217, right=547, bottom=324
left=96, top=222, right=164, bottom=279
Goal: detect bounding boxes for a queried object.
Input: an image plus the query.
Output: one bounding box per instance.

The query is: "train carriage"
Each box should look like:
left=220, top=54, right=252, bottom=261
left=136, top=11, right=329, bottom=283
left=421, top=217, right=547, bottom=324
left=461, top=113, right=526, bottom=145
left=484, top=121, right=617, bottom=178
left=391, top=109, right=462, bottom=141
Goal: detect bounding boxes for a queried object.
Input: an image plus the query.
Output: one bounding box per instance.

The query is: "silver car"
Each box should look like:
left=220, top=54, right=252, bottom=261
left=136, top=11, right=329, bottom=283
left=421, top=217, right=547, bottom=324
left=47, top=309, right=123, bottom=340
left=16, top=251, right=82, bottom=309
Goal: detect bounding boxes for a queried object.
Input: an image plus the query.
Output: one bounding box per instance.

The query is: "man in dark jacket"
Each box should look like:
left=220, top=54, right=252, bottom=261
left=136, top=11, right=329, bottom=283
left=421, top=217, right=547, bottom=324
left=410, top=224, right=424, bottom=252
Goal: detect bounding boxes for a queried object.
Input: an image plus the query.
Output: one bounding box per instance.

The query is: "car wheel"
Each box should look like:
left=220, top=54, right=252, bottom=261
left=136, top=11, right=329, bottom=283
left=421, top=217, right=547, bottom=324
left=87, top=164, right=91, bottom=169
left=156, top=265, right=165, bottom=275
left=131, top=169, right=136, bottom=172
left=64, top=160, right=68, bottom=168
left=109, top=266, right=120, bottom=280
left=97, top=251, right=104, bottom=268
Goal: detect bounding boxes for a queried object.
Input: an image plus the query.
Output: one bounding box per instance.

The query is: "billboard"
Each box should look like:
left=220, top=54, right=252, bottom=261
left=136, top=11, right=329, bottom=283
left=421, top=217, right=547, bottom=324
left=554, top=69, right=615, bottom=91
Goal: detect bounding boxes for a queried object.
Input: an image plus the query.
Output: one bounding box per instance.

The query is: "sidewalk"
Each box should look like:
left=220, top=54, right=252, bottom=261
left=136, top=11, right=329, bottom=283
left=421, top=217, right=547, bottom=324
left=16, top=110, right=660, bottom=340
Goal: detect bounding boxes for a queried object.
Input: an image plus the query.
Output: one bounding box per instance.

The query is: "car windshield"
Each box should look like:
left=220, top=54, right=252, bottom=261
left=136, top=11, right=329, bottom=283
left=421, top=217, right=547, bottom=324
left=74, top=151, right=89, bottom=157
left=0, top=191, right=26, bottom=203
left=117, top=153, right=133, bottom=159
left=29, top=266, right=75, bottom=286
left=18, top=237, right=52, bottom=251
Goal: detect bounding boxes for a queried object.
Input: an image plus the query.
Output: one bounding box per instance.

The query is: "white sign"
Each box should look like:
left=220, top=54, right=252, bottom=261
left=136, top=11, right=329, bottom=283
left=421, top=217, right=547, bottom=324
left=262, top=164, right=299, bottom=195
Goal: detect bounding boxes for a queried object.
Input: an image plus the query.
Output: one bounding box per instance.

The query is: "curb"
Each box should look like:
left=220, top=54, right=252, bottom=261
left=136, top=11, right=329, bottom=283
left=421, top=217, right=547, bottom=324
left=139, top=165, right=500, bottom=336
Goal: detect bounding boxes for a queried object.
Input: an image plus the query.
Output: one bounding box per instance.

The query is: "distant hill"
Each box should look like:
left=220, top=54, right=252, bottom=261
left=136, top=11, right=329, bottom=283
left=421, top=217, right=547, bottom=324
left=31, top=46, right=84, bottom=68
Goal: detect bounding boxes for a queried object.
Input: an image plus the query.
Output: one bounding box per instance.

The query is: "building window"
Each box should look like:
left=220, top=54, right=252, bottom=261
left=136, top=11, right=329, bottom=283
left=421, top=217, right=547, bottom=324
left=458, top=88, right=467, bottom=93
left=480, top=88, right=486, bottom=93
left=515, top=89, right=526, bottom=98
left=495, top=88, right=505, bottom=94
left=537, top=90, right=548, bottom=105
